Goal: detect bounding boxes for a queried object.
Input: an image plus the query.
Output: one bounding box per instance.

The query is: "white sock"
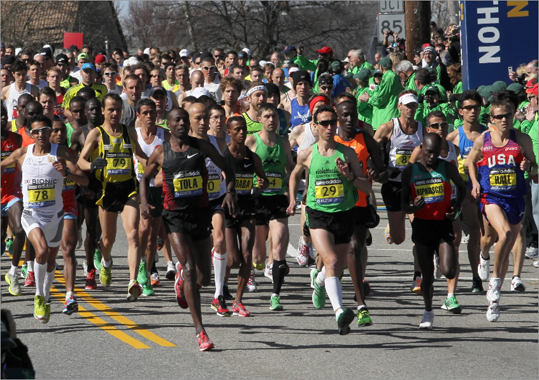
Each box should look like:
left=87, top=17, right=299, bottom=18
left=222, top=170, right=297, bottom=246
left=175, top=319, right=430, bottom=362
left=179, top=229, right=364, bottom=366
left=28, top=260, right=34, bottom=272
left=103, top=259, right=112, bottom=268
left=34, top=261, right=46, bottom=297
left=325, top=276, right=343, bottom=312
left=44, top=270, right=55, bottom=302
left=316, top=266, right=326, bottom=287
left=66, top=291, right=74, bottom=300
left=9, top=264, right=17, bottom=276
left=447, top=293, right=455, bottom=298
left=335, top=308, right=344, bottom=320
left=357, top=304, right=366, bottom=311
left=213, top=251, right=227, bottom=298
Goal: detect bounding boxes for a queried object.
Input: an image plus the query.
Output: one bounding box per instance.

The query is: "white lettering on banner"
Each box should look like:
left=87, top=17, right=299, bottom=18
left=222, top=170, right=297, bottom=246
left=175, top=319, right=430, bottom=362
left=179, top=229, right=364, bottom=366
left=477, top=3, right=501, bottom=63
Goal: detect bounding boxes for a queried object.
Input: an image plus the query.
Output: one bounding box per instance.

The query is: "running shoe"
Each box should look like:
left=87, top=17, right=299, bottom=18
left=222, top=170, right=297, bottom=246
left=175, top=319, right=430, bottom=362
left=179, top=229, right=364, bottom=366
left=410, top=277, right=422, bottom=294
left=478, top=255, right=490, bottom=281
left=357, top=308, right=373, bottom=327
left=510, top=276, right=525, bottom=292
left=211, top=296, right=231, bottom=317
left=137, top=262, right=149, bottom=286
left=156, top=236, right=164, bottom=252
left=471, top=276, right=484, bottom=293
left=5, top=272, right=22, bottom=296
left=174, top=265, right=188, bottom=309
left=385, top=224, right=393, bottom=244
left=85, top=268, right=98, bottom=290
left=486, top=302, right=500, bottom=322
left=337, top=308, right=355, bottom=335
left=310, top=269, right=326, bottom=309
left=269, top=295, right=283, bottom=311
left=534, top=260, right=538, bottom=268
left=42, top=302, right=51, bottom=324
left=232, top=301, right=251, bottom=317
left=419, top=310, right=434, bottom=329
left=525, top=246, right=538, bottom=259
left=441, top=296, right=462, bottom=314
left=246, top=269, right=257, bottom=292
left=486, top=278, right=501, bottom=303
left=5, top=238, right=13, bottom=254
left=264, top=264, right=273, bottom=281
left=24, top=271, right=35, bottom=287
left=461, top=233, right=469, bottom=245
left=21, top=264, right=27, bottom=279
left=222, top=285, right=234, bottom=301
left=82, top=260, right=88, bottom=276
left=127, top=280, right=142, bottom=301
left=196, top=330, right=214, bottom=351
left=34, top=295, right=47, bottom=321
left=142, top=282, right=155, bottom=296
left=150, top=272, right=160, bottom=287
left=62, top=296, right=79, bottom=315
left=94, top=248, right=102, bottom=271
left=100, top=262, right=112, bottom=288
left=165, top=261, right=176, bottom=280
left=434, top=254, right=442, bottom=280
left=296, top=236, right=310, bottom=267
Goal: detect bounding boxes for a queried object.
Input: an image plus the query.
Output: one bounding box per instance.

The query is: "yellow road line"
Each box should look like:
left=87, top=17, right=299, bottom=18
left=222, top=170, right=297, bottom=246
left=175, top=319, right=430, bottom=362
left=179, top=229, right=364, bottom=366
left=54, top=271, right=176, bottom=347
left=49, top=286, right=150, bottom=349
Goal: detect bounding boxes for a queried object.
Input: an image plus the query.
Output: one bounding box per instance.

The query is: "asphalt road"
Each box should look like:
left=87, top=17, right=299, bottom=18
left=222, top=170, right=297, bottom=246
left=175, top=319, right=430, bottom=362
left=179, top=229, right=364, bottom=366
left=2, top=195, right=538, bottom=380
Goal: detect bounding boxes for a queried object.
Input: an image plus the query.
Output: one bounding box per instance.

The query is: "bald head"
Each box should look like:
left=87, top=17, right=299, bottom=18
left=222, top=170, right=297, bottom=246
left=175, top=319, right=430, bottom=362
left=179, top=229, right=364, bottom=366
left=188, top=102, right=209, bottom=137
left=423, top=132, right=442, bottom=149
left=191, top=70, right=204, bottom=87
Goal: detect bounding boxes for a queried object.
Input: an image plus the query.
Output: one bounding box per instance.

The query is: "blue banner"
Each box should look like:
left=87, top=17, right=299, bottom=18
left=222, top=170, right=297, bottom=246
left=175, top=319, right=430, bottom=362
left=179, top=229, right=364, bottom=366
left=460, top=1, right=538, bottom=90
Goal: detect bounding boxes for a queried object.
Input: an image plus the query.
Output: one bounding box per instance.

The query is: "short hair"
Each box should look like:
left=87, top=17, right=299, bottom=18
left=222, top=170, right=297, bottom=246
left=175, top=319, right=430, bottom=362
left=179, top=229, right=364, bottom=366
left=226, top=51, right=238, bottom=58
left=28, top=114, right=52, bottom=129
left=38, top=87, right=56, bottom=99
left=397, top=89, right=418, bottom=99
left=102, top=92, right=123, bottom=106
left=136, top=98, right=156, bottom=113
left=175, top=64, right=190, bottom=72
left=18, top=93, right=34, bottom=106
left=220, top=76, right=244, bottom=93
left=227, top=115, right=246, bottom=129
left=10, top=60, right=28, bottom=73
left=394, top=60, right=413, bottom=74
left=81, top=44, right=93, bottom=54
left=334, top=92, right=356, bottom=106
left=257, top=102, right=278, bottom=117
left=208, top=104, right=225, bottom=115
left=132, top=64, right=149, bottom=77
left=27, top=59, right=41, bottom=68
left=250, top=66, right=264, bottom=76
left=77, top=87, right=96, bottom=99
left=123, top=74, right=141, bottom=86
left=489, top=90, right=520, bottom=112
left=426, top=110, right=446, bottom=125
left=313, top=105, right=337, bottom=123
left=70, top=95, right=86, bottom=107
left=458, top=90, right=482, bottom=108
left=46, top=66, right=62, bottom=76
left=489, top=100, right=514, bottom=115
left=415, top=68, right=432, bottom=86
left=201, top=55, right=215, bottom=65
left=101, top=62, right=118, bottom=72
left=181, top=96, right=197, bottom=108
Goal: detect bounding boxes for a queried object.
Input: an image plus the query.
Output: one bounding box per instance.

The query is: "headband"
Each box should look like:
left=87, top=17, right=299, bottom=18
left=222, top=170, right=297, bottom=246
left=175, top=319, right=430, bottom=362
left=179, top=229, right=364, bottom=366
left=398, top=93, right=418, bottom=105
left=309, top=95, right=330, bottom=115
left=246, top=85, right=268, bottom=97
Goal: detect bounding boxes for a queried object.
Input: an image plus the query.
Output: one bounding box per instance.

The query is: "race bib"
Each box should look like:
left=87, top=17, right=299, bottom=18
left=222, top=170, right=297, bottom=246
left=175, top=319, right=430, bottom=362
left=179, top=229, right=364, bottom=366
left=236, top=173, right=253, bottom=196
left=315, top=178, right=344, bottom=205
left=207, top=174, right=221, bottom=200
left=173, top=171, right=203, bottom=198
left=395, top=149, right=412, bottom=168
left=490, top=168, right=516, bottom=192
left=63, top=176, right=76, bottom=192
left=106, top=153, right=131, bottom=176
left=414, top=177, right=444, bottom=204
left=263, top=172, right=283, bottom=194
left=28, top=183, right=56, bottom=208
left=1, top=151, right=16, bottom=173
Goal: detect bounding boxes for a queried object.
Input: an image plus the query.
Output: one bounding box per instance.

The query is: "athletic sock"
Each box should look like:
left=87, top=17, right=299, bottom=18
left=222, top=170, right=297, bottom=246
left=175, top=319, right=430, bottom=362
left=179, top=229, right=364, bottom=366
left=28, top=260, right=34, bottom=272
left=357, top=304, right=366, bottom=311
left=213, top=252, right=227, bottom=298
left=272, top=260, right=287, bottom=295
left=103, top=259, right=112, bottom=268
left=9, top=264, right=17, bottom=276
left=44, top=270, right=55, bottom=302
left=325, top=276, right=343, bottom=312
left=316, top=266, right=326, bottom=287
left=66, top=291, right=74, bottom=300
left=447, top=293, right=455, bottom=298
left=34, top=261, right=46, bottom=297
left=413, top=271, right=421, bottom=280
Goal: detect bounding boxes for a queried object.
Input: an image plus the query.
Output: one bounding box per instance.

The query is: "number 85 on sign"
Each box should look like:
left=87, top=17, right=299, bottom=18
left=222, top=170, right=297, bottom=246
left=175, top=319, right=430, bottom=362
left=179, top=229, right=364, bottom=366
left=378, top=13, right=406, bottom=41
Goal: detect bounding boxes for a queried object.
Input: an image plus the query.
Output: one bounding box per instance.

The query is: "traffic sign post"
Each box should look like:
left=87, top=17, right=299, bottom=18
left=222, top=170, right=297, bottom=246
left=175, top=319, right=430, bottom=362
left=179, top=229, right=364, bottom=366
left=379, top=1, right=404, bottom=13
left=378, top=13, right=406, bottom=41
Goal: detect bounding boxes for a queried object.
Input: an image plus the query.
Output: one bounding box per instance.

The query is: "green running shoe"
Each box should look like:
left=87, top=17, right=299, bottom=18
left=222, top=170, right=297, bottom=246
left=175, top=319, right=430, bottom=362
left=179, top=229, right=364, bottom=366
left=94, top=249, right=102, bottom=271
left=310, top=269, right=326, bottom=309
left=5, top=238, right=13, bottom=254
left=441, top=296, right=462, bottom=314
left=34, top=295, right=47, bottom=321
left=21, top=264, right=28, bottom=279
left=269, top=295, right=283, bottom=311
left=137, top=262, right=149, bottom=286
left=100, top=262, right=112, bottom=288
left=337, top=308, right=355, bottom=335
left=357, top=308, right=373, bottom=327
left=142, top=282, right=155, bottom=296
left=5, top=272, right=22, bottom=296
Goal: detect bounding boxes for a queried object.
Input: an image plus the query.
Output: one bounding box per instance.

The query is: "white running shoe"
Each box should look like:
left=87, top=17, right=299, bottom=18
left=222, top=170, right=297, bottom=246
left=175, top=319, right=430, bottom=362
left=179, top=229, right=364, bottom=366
left=264, top=264, right=273, bottom=281
left=534, top=260, right=538, bottom=268
left=525, top=247, right=538, bottom=259
left=434, top=254, right=442, bottom=280
left=165, top=261, right=176, bottom=280
left=478, top=255, right=490, bottom=281
left=419, top=310, right=434, bottom=329
left=296, top=237, right=310, bottom=267
left=461, top=233, right=469, bottom=245
left=510, top=276, right=525, bottom=292
left=246, top=269, right=257, bottom=292
left=486, top=302, right=500, bottom=322
left=487, top=277, right=501, bottom=303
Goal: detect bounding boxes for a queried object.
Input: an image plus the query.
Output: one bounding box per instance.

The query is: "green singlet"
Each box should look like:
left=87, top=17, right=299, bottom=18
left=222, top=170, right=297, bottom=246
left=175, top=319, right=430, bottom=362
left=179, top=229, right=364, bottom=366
left=253, top=133, right=287, bottom=196
left=243, top=112, right=262, bottom=135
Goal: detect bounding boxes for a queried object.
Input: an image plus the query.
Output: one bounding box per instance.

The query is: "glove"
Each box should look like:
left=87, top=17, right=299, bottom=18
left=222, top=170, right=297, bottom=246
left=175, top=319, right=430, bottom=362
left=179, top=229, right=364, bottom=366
left=90, top=157, right=107, bottom=173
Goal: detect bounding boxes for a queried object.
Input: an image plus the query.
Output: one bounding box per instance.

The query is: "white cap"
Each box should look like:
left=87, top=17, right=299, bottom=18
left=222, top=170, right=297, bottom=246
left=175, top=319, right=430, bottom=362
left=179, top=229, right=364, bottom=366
left=191, top=87, right=211, bottom=98
left=288, top=67, right=300, bottom=75
left=242, top=48, right=251, bottom=57
left=143, top=47, right=151, bottom=55
left=398, top=93, right=419, bottom=105
left=124, top=57, right=141, bottom=67
left=259, top=60, right=267, bottom=66
left=180, top=49, right=191, bottom=58
left=15, top=48, right=22, bottom=56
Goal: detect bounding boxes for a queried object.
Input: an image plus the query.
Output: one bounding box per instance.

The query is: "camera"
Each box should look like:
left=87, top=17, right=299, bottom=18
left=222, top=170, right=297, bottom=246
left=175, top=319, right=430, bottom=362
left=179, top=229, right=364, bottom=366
left=516, top=73, right=527, bottom=85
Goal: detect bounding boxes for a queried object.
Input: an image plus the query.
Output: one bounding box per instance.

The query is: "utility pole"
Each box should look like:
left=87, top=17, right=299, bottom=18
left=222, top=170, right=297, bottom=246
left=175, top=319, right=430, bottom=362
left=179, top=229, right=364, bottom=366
left=447, top=1, right=459, bottom=25
left=404, top=1, right=431, bottom=58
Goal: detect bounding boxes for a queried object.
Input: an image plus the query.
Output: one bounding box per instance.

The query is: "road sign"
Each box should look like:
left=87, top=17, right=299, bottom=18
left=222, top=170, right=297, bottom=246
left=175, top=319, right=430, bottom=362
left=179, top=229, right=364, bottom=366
left=379, top=1, right=404, bottom=13
left=378, top=13, right=406, bottom=41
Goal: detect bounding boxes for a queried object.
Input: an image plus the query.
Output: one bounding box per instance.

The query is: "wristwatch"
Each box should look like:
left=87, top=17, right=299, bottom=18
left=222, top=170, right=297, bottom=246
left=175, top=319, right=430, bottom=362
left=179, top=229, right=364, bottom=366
left=63, top=167, right=71, bottom=177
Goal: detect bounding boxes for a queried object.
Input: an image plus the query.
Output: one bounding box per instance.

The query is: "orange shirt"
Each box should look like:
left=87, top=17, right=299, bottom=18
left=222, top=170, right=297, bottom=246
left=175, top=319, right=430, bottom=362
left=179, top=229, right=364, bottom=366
left=335, top=132, right=370, bottom=207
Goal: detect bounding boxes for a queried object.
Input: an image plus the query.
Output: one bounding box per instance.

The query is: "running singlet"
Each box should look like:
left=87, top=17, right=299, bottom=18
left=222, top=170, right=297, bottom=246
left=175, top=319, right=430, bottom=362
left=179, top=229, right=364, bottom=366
left=388, top=118, right=423, bottom=182
left=307, top=143, right=358, bottom=213
left=253, top=133, right=287, bottom=196
left=277, top=108, right=288, bottom=136
left=1, top=132, right=22, bottom=203
left=457, top=125, right=487, bottom=180
left=477, top=130, right=526, bottom=199
left=161, top=138, right=208, bottom=211
left=95, top=125, right=135, bottom=183
left=224, top=147, right=255, bottom=201
left=134, top=126, right=165, bottom=187
left=440, top=140, right=458, bottom=200
left=334, top=132, right=370, bottom=207
left=6, top=83, right=33, bottom=121
left=22, top=143, right=64, bottom=212
left=243, top=113, right=262, bottom=135
left=409, top=160, right=452, bottom=220
left=297, top=123, right=317, bottom=154
left=290, top=98, right=311, bottom=130
left=62, top=167, right=77, bottom=214
left=205, top=135, right=226, bottom=201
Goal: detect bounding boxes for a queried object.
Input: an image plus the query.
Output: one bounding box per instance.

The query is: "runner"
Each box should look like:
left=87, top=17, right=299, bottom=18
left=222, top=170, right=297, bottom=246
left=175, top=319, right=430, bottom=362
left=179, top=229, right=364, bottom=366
left=1, top=60, right=39, bottom=122
left=243, top=81, right=268, bottom=135
left=219, top=77, right=243, bottom=119
left=467, top=100, right=537, bottom=322
left=140, top=107, right=237, bottom=351
left=287, top=105, right=372, bottom=334
left=401, top=133, right=466, bottom=328
left=1, top=114, right=88, bottom=323
left=78, top=92, right=148, bottom=300
left=284, top=70, right=312, bottom=131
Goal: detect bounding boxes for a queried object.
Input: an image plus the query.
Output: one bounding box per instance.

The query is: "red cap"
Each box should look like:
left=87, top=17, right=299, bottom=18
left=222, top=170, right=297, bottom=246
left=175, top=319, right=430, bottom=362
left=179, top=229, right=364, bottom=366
left=525, top=78, right=538, bottom=94
left=95, top=54, right=107, bottom=64
left=316, top=46, right=333, bottom=56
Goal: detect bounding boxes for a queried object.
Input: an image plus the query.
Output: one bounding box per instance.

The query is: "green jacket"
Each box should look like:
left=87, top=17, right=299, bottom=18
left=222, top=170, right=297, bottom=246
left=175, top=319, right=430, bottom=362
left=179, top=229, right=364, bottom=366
left=352, top=61, right=375, bottom=74
left=367, top=70, right=403, bottom=130
left=355, top=86, right=373, bottom=124
left=405, top=72, right=418, bottom=92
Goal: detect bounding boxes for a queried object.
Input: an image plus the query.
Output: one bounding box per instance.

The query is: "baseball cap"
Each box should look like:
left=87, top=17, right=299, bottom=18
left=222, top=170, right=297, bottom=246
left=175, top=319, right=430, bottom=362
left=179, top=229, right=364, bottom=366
left=264, top=83, right=280, bottom=96
left=143, top=48, right=151, bottom=55
left=242, top=48, right=251, bottom=57
left=95, top=54, right=107, bottom=64
left=291, top=70, right=311, bottom=88
left=237, top=51, right=247, bottom=59
left=81, top=63, right=96, bottom=71
left=124, top=57, right=140, bottom=67
left=525, top=78, right=538, bottom=96
left=0, top=43, right=5, bottom=50
left=506, top=83, right=524, bottom=95
left=372, top=69, right=383, bottom=77
left=379, top=56, right=392, bottom=69
left=399, top=93, right=418, bottom=105
left=149, top=87, right=167, bottom=98
left=56, top=53, right=68, bottom=64
left=477, top=85, right=491, bottom=99
left=353, top=68, right=371, bottom=83
left=318, top=75, right=333, bottom=86
left=425, top=86, right=440, bottom=95
left=316, top=46, right=333, bottom=56
left=40, top=47, right=52, bottom=58
left=77, top=52, right=89, bottom=61
left=2, top=55, right=15, bottom=66
left=329, top=61, right=342, bottom=74
left=180, top=49, right=190, bottom=58
left=191, top=87, right=211, bottom=98
left=490, top=80, right=507, bottom=94
left=283, top=45, right=296, bottom=54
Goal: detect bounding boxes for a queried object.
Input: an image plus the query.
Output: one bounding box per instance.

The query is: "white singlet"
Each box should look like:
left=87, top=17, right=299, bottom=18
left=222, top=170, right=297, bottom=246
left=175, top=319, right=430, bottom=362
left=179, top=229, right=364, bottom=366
left=134, top=126, right=165, bottom=187
left=206, top=135, right=226, bottom=201
left=388, top=118, right=423, bottom=182
left=297, top=123, right=318, bottom=153
left=6, top=83, right=33, bottom=121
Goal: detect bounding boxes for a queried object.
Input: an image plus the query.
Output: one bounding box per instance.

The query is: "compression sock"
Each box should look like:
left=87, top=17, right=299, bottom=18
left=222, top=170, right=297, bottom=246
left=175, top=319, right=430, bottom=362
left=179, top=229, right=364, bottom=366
left=316, top=266, right=326, bottom=287
left=272, top=260, right=287, bottom=294
left=44, top=270, right=55, bottom=302
left=213, top=252, right=227, bottom=298
left=325, top=276, right=343, bottom=312
left=34, top=261, right=46, bottom=297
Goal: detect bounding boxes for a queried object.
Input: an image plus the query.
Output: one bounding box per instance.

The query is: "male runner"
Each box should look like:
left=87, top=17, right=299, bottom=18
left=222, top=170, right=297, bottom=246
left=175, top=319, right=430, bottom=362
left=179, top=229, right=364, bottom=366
left=243, top=81, right=268, bottom=135
left=220, top=77, right=243, bottom=119
left=1, top=60, right=39, bottom=121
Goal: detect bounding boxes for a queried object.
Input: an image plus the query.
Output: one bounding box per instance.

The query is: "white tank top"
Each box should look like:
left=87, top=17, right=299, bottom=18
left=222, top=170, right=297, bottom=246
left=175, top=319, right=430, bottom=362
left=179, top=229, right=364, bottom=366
left=134, top=126, right=165, bottom=187
left=388, top=118, right=423, bottom=182
left=298, top=123, right=318, bottom=153
left=206, top=135, right=226, bottom=200
left=6, top=83, right=33, bottom=121
left=440, top=140, right=458, bottom=200
left=22, top=143, right=64, bottom=213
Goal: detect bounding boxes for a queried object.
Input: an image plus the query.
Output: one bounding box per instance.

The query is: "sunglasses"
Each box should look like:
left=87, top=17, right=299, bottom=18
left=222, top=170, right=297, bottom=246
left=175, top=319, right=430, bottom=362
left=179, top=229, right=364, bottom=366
left=320, top=86, right=333, bottom=91
left=104, top=72, right=117, bottom=76
left=194, top=61, right=201, bottom=65
left=57, top=62, right=66, bottom=66
left=427, top=122, right=448, bottom=129
left=462, top=105, right=480, bottom=111
left=316, top=119, right=337, bottom=127
left=202, top=66, right=216, bottom=71
left=528, top=95, right=537, bottom=100
left=30, top=127, right=51, bottom=135
left=491, top=113, right=513, bottom=120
